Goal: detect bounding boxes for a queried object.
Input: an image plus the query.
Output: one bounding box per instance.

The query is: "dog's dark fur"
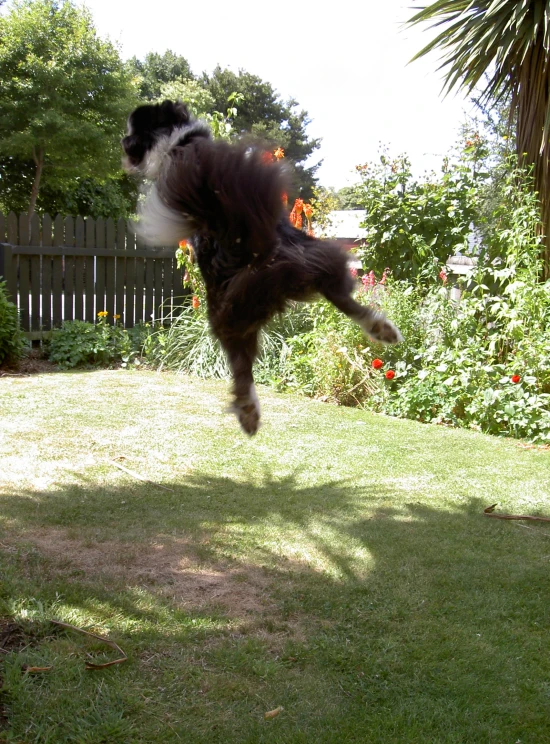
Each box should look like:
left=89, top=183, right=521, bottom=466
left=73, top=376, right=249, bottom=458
left=122, top=100, right=402, bottom=434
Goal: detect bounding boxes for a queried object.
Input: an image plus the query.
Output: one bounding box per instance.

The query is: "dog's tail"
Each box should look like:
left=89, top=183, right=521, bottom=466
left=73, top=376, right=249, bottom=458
left=154, top=138, right=289, bottom=262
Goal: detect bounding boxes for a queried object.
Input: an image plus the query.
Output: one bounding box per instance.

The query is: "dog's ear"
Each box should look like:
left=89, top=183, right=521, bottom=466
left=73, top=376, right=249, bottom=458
left=159, top=99, right=191, bottom=127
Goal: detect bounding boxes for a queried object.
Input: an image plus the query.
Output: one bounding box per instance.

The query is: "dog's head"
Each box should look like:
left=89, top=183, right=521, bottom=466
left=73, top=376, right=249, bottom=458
left=122, top=100, right=193, bottom=172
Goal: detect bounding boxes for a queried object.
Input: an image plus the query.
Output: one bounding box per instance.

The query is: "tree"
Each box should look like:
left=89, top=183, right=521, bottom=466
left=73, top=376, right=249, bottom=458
left=202, top=67, right=321, bottom=199
left=128, top=50, right=193, bottom=101
left=408, top=0, right=550, bottom=277
left=126, top=56, right=322, bottom=198
left=0, top=0, right=138, bottom=218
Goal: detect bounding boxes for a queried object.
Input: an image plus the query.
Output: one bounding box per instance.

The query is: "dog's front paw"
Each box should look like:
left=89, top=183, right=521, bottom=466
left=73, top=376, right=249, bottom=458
left=231, top=385, right=261, bottom=435
left=363, top=313, right=403, bottom=345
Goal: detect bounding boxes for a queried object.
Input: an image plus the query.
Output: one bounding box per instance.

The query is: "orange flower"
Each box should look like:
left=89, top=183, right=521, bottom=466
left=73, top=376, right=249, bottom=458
left=273, top=147, right=285, bottom=161
left=179, top=239, right=188, bottom=250
left=295, top=213, right=303, bottom=230
left=303, top=203, right=313, bottom=219
left=293, top=198, right=304, bottom=215
left=281, top=192, right=288, bottom=207
left=192, top=295, right=200, bottom=309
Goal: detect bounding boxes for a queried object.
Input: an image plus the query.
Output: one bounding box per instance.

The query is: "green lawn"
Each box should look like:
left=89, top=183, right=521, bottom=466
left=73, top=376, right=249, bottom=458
left=1, top=369, right=550, bottom=743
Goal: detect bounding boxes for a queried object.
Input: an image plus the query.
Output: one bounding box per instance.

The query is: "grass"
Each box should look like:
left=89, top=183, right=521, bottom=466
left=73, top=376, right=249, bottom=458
left=0, top=368, right=550, bottom=743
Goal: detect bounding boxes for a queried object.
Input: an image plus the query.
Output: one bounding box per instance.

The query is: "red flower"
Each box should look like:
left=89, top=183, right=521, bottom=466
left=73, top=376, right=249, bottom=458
left=511, top=374, right=521, bottom=384
left=372, top=358, right=383, bottom=370
left=439, top=269, right=448, bottom=285
left=281, top=192, right=288, bottom=207
left=385, top=370, right=395, bottom=380
left=192, top=295, right=200, bottom=309
left=262, top=151, right=274, bottom=164
left=349, top=267, right=358, bottom=278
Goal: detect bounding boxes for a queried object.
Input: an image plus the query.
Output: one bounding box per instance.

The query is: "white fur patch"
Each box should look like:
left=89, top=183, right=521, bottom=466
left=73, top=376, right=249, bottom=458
left=358, top=311, right=403, bottom=345
left=134, top=184, right=194, bottom=246
left=142, top=123, right=209, bottom=180
left=231, top=384, right=261, bottom=435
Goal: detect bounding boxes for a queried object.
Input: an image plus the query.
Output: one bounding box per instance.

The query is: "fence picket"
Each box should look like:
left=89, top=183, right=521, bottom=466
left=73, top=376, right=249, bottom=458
left=18, top=214, right=30, bottom=331
left=95, top=218, right=106, bottom=316
left=134, top=228, right=145, bottom=325
left=30, top=213, right=41, bottom=332
left=52, top=215, right=64, bottom=326
left=115, top=218, right=126, bottom=324
left=42, top=214, right=53, bottom=331
left=85, top=218, right=95, bottom=322
left=64, top=216, right=75, bottom=322
left=105, top=218, right=115, bottom=318
left=124, top=220, right=136, bottom=328
left=74, top=217, right=85, bottom=321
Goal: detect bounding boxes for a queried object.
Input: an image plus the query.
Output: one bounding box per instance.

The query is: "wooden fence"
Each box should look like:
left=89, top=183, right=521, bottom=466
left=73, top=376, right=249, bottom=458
left=0, top=212, right=186, bottom=339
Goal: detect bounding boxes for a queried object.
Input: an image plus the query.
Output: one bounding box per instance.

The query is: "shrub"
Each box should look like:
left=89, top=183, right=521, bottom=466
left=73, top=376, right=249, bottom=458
left=0, top=279, right=26, bottom=365
left=47, top=314, right=143, bottom=369
left=351, top=148, right=482, bottom=281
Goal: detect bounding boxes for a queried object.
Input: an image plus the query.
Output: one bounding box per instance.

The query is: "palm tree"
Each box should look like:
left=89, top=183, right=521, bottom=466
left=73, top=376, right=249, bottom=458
left=408, top=0, right=550, bottom=277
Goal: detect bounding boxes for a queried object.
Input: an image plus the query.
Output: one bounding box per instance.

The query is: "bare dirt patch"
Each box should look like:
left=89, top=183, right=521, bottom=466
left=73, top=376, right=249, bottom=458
left=0, top=349, right=57, bottom=376
left=6, top=529, right=274, bottom=619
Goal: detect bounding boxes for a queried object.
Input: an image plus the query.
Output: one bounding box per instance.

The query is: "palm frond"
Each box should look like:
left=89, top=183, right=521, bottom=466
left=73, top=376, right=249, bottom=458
left=408, top=0, right=550, bottom=277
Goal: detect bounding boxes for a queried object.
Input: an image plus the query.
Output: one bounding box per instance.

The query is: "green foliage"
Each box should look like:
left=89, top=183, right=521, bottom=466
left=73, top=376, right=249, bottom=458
left=282, top=166, right=550, bottom=443
left=128, top=50, right=193, bottom=101
left=0, top=0, right=138, bottom=215
left=0, top=279, right=26, bottom=365
left=309, top=186, right=342, bottom=232
left=408, top=0, right=550, bottom=277
left=47, top=315, right=147, bottom=369
left=201, top=66, right=321, bottom=200
left=336, top=185, right=364, bottom=210
left=352, top=148, right=481, bottom=280
left=149, top=159, right=549, bottom=443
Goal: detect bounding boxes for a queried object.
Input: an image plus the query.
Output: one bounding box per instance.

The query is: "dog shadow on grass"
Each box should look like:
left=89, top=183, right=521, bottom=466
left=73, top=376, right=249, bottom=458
left=1, top=469, right=548, bottom=625
left=2, top=470, right=550, bottom=744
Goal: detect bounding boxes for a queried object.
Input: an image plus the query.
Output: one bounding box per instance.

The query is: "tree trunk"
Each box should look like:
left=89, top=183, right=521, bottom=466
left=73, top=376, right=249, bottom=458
left=28, top=147, right=44, bottom=223
left=516, top=43, right=550, bottom=280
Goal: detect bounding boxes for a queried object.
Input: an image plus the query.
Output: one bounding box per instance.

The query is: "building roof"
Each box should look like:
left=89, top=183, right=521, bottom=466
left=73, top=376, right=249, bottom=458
left=321, top=210, right=367, bottom=241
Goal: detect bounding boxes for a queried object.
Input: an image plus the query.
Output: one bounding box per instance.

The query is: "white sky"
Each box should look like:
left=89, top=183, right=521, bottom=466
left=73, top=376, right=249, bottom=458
left=82, top=0, right=470, bottom=189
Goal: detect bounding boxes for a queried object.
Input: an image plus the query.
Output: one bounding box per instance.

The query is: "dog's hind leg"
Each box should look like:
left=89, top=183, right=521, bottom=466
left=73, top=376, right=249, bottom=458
left=319, top=273, right=403, bottom=345
left=220, top=332, right=261, bottom=435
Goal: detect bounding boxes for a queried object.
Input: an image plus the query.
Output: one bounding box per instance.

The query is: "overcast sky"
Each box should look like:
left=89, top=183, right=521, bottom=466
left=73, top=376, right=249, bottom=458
left=82, top=0, right=470, bottom=188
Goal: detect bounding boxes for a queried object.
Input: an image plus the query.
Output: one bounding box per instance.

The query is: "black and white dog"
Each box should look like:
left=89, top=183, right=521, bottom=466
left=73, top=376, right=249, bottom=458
left=122, top=100, right=402, bottom=434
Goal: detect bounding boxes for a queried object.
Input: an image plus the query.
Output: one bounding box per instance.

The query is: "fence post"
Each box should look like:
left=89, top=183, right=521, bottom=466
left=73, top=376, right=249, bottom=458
left=0, top=243, right=15, bottom=304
